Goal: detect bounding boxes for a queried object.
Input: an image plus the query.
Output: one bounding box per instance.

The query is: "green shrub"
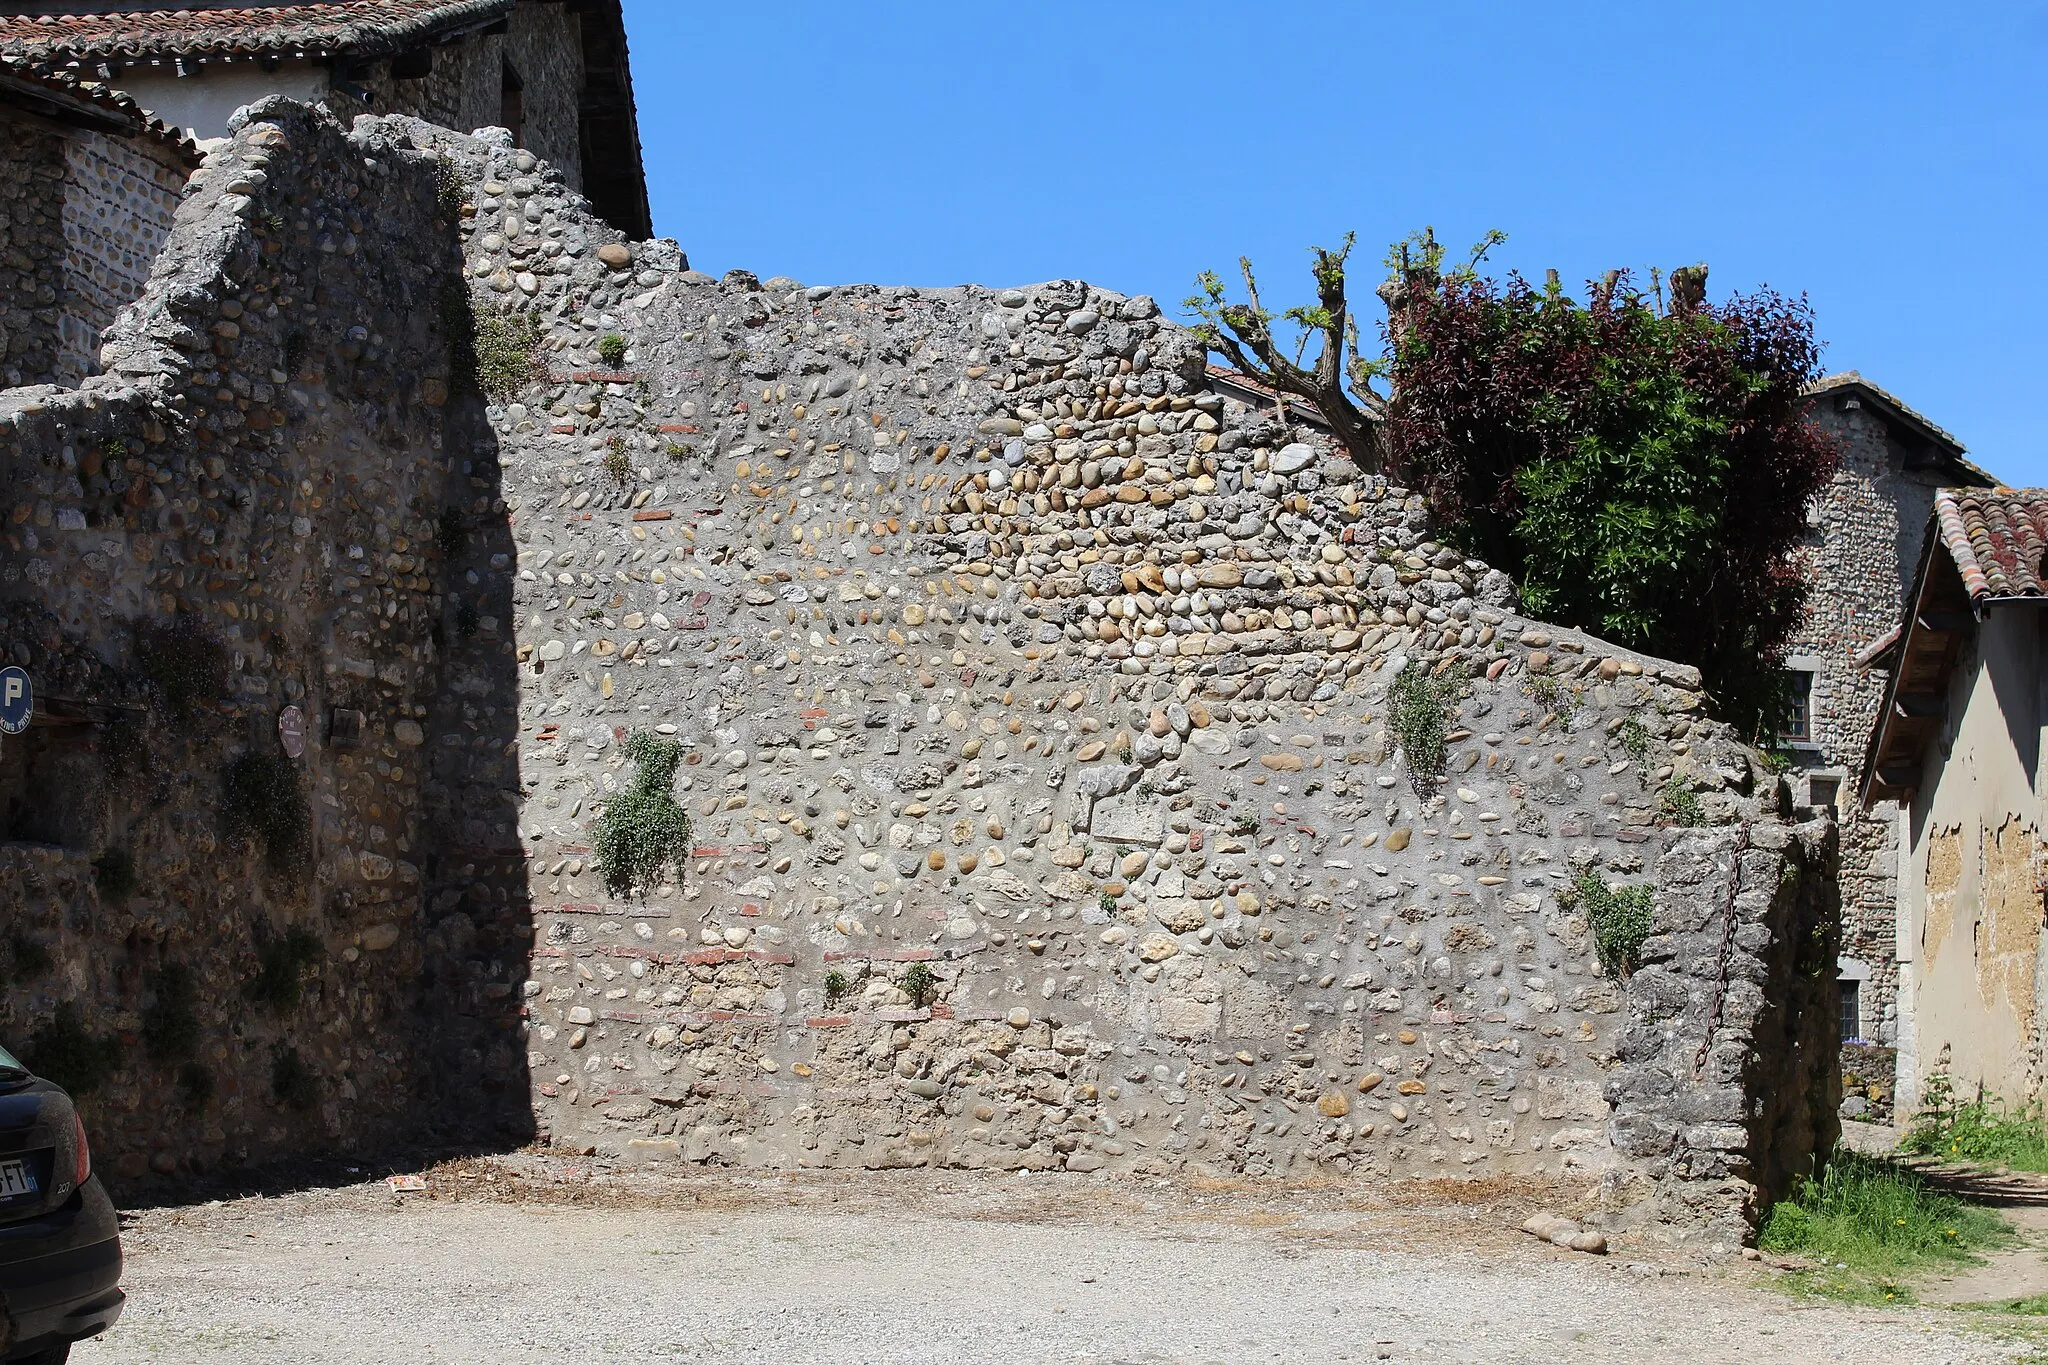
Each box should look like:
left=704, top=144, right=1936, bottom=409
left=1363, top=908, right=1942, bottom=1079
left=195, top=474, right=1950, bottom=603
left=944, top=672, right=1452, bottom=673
left=270, top=1046, right=318, bottom=1110
left=823, top=969, right=851, bottom=1003
left=1619, top=716, right=1651, bottom=765
left=1558, top=871, right=1655, bottom=976
left=902, top=961, right=937, bottom=1009
left=136, top=616, right=226, bottom=714
left=1389, top=660, right=1459, bottom=783
left=1901, top=1088, right=2048, bottom=1173
left=26, top=1003, right=122, bottom=1095
left=591, top=732, right=692, bottom=898
left=1, top=934, right=51, bottom=989
left=222, top=750, right=310, bottom=870
left=246, top=927, right=322, bottom=1010
left=1657, top=778, right=1706, bottom=827
left=435, top=506, right=466, bottom=558
left=1760, top=1150, right=2005, bottom=1301
left=177, top=1061, right=214, bottom=1107
left=142, top=962, right=200, bottom=1062
left=598, top=333, right=628, bottom=369
left=603, top=436, right=631, bottom=485
left=472, top=306, right=542, bottom=399
left=92, top=846, right=138, bottom=901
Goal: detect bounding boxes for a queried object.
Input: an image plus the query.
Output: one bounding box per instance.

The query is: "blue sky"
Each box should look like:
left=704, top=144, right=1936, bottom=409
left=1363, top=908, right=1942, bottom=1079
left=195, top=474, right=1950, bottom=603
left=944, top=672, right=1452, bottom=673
left=623, top=1, right=2047, bottom=485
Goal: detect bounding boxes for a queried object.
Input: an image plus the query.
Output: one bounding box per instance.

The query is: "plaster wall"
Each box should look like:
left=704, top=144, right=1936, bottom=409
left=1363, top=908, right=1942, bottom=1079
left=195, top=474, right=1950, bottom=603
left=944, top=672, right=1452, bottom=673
left=1899, top=603, right=2048, bottom=1110
left=117, top=63, right=329, bottom=140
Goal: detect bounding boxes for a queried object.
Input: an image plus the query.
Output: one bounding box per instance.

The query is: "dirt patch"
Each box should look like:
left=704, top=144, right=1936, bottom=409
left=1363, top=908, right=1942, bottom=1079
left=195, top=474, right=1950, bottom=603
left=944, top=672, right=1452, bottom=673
left=69, top=1159, right=2038, bottom=1364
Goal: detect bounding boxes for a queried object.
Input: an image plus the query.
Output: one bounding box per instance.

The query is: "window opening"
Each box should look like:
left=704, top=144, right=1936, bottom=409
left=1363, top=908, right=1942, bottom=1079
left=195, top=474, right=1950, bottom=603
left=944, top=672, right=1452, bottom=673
left=1783, top=669, right=1814, bottom=744
left=1838, top=978, right=1862, bottom=1043
left=499, top=60, right=525, bottom=148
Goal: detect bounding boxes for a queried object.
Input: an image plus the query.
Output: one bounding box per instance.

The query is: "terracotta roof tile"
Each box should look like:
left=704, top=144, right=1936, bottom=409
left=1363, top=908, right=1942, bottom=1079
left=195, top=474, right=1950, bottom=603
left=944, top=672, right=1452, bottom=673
left=0, top=1, right=513, bottom=62
left=0, top=52, right=197, bottom=161
left=1934, top=487, right=2048, bottom=602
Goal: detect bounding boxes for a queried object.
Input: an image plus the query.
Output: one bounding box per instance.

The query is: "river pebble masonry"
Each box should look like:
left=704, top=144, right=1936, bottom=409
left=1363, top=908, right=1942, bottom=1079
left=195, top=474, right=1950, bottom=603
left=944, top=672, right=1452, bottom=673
left=0, top=103, right=1839, bottom=1240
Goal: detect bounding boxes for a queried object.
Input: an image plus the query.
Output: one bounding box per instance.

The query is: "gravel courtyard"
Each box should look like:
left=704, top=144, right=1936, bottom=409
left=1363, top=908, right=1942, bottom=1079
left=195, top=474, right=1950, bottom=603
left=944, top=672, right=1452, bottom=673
left=70, top=1161, right=2034, bottom=1364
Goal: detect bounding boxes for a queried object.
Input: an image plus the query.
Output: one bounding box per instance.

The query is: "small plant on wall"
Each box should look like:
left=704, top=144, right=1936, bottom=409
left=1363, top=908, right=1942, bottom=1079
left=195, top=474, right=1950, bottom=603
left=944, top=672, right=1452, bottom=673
left=1558, top=871, right=1656, bottom=976
left=598, top=333, right=629, bottom=369
left=901, top=961, right=938, bottom=1009
left=591, top=731, right=693, bottom=898
left=222, top=751, right=310, bottom=871
left=1389, top=660, right=1459, bottom=787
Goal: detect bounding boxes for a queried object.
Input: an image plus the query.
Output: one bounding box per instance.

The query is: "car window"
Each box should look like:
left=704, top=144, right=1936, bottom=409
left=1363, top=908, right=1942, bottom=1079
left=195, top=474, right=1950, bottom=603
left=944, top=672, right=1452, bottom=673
left=0, top=1042, right=23, bottom=1072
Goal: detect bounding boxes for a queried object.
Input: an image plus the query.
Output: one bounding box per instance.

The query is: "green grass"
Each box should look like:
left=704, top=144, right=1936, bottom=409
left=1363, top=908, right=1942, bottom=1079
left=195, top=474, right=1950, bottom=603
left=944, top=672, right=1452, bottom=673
left=1901, top=1099, right=2048, bottom=1174
left=1759, top=1150, right=2008, bottom=1303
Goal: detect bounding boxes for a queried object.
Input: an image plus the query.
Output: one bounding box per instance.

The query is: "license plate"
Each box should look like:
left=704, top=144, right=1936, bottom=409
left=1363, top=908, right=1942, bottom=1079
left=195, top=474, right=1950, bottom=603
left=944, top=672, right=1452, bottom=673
left=0, top=1159, right=37, bottom=1198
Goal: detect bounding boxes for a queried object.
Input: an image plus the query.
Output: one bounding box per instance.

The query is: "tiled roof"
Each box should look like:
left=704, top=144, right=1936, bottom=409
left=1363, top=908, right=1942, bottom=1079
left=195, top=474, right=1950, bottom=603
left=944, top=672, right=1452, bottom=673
left=0, top=52, right=197, bottom=160
left=0, top=1, right=514, bottom=62
left=1804, top=369, right=1999, bottom=485
left=1205, top=364, right=1334, bottom=428
left=1932, top=487, right=2048, bottom=602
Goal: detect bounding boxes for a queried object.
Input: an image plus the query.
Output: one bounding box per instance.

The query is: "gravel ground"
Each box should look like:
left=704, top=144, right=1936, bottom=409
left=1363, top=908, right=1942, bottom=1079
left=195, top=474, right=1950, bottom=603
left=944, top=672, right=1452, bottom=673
left=69, top=1161, right=2034, bottom=1364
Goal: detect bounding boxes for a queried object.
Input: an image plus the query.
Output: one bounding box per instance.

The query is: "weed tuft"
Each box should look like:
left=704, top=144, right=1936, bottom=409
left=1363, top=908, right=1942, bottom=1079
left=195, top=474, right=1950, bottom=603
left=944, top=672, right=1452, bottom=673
left=1556, top=871, right=1655, bottom=976
left=591, top=732, right=692, bottom=898
left=27, top=1003, right=123, bottom=1095
left=1760, top=1150, right=2006, bottom=1302
left=222, top=750, right=310, bottom=871
left=246, top=927, right=322, bottom=1010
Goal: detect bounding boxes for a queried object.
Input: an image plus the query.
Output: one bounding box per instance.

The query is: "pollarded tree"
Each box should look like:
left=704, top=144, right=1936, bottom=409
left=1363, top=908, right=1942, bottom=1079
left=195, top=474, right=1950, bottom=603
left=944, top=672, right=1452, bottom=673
left=1188, top=233, right=1839, bottom=739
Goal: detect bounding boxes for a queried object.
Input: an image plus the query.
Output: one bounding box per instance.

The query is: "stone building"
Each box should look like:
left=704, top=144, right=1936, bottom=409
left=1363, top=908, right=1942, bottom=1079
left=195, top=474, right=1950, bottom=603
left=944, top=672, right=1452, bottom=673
left=0, top=0, right=649, bottom=237
left=1791, top=373, right=1996, bottom=1061
left=0, top=55, right=196, bottom=386
left=1861, top=488, right=2048, bottom=1114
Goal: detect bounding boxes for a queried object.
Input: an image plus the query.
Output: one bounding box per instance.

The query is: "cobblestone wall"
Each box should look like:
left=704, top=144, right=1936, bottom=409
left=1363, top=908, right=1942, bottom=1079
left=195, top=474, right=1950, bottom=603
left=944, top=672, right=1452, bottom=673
left=0, top=100, right=521, bottom=1185
left=0, top=116, right=68, bottom=388
left=409, top=119, right=1833, bottom=1230
left=0, top=104, right=1839, bottom=1232
left=55, top=129, right=187, bottom=386
left=0, top=107, right=188, bottom=390
left=364, top=2, right=586, bottom=192
left=1792, top=398, right=1956, bottom=1049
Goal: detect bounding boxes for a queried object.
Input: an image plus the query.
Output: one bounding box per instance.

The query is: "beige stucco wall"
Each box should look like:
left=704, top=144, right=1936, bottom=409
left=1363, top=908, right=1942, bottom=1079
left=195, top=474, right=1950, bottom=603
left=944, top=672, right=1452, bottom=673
left=1898, top=604, right=2048, bottom=1112
left=119, top=63, right=330, bottom=140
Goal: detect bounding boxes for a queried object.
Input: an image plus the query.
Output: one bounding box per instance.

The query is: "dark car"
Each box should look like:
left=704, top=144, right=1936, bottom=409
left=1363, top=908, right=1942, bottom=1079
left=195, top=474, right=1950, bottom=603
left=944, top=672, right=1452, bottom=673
left=0, top=1041, right=122, bottom=1364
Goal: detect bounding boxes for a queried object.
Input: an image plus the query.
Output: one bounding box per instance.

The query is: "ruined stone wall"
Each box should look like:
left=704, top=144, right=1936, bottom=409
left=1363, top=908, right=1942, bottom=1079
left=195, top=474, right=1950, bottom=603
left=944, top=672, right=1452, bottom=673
left=0, top=106, right=188, bottom=390
left=0, top=114, right=68, bottom=388
left=54, top=129, right=189, bottom=387
left=409, top=120, right=1835, bottom=1228
left=0, top=103, right=1839, bottom=1227
left=0, top=100, right=521, bottom=1185
left=365, top=0, right=587, bottom=192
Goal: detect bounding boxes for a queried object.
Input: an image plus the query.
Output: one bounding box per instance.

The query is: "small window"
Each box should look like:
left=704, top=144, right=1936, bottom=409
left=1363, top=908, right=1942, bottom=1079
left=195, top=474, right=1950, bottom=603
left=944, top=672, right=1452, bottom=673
left=1809, top=775, right=1840, bottom=811
left=1838, top=978, right=1861, bottom=1043
left=1783, top=669, right=1814, bottom=744
left=499, top=61, right=525, bottom=148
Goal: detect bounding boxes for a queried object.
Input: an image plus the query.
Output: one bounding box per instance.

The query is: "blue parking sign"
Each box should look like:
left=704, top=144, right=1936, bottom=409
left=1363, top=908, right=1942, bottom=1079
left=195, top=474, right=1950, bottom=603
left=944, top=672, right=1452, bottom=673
left=0, top=667, right=28, bottom=735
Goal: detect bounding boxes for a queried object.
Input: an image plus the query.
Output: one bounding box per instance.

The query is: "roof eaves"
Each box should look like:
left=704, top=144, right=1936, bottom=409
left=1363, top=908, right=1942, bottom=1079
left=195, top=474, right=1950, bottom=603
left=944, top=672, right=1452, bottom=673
left=1805, top=370, right=1990, bottom=483
left=0, top=2, right=516, bottom=64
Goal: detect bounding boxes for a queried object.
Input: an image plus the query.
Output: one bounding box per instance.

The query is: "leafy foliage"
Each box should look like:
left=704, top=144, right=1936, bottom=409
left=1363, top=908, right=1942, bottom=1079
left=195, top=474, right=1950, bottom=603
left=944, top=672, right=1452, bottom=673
left=471, top=306, right=543, bottom=399
left=27, top=1003, right=123, bottom=1095
left=1657, top=778, right=1707, bottom=827
left=591, top=732, right=692, bottom=898
left=246, top=927, right=323, bottom=1010
left=1388, top=661, right=1458, bottom=785
left=1760, top=1151, right=2004, bottom=1303
left=142, top=962, right=200, bottom=1062
left=598, top=333, right=629, bottom=369
left=1378, top=255, right=1837, bottom=737
left=1558, top=871, right=1655, bottom=976
left=270, top=1045, right=318, bottom=1110
left=902, top=961, right=937, bottom=1009
left=136, top=615, right=226, bottom=714
left=222, top=751, right=310, bottom=871
left=92, top=845, right=137, bottom=900
left=1902, top=1082, right=2048, bottom=1173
